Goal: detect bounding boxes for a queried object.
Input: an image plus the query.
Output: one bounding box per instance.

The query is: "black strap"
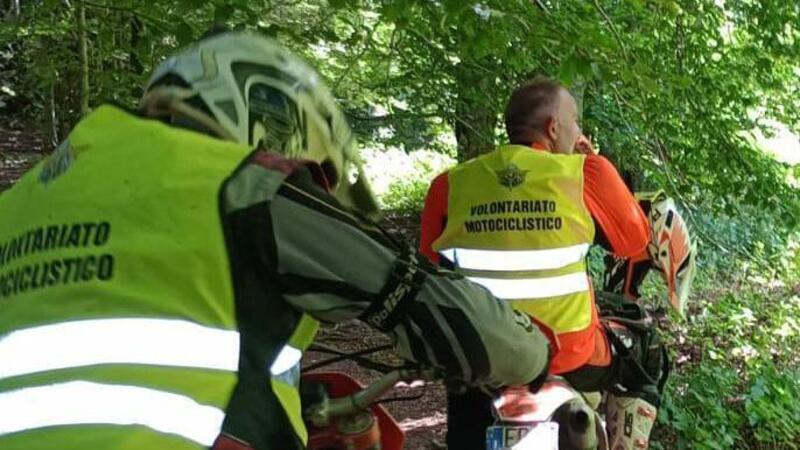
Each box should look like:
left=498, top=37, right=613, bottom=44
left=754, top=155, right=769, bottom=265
left=604, top=324, right=660, bottom=388
left=603, top=320, right=670, bottom=400
left=359, top=249, right=428, bottom=332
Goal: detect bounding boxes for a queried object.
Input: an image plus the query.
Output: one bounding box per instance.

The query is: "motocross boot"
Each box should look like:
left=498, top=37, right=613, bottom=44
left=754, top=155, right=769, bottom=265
left=604, top=395, right=657, bottom=450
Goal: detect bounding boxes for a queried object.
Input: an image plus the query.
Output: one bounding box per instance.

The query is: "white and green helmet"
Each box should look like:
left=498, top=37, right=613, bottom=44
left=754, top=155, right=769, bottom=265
left=141, top=31, right=379, bottom=217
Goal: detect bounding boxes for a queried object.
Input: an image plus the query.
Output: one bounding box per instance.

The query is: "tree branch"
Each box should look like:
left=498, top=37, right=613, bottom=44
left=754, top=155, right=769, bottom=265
left=333, top=27, right=375, bottom=92
left=592, top=0, right=630, bottom=62
left=531, top=0, right=551, bottom=16
left=76, top=0, right=89, bottom=115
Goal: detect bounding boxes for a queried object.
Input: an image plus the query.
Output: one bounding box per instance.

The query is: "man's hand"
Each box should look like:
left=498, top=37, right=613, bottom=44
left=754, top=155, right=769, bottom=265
left=574, top=135, right=597, bottom=155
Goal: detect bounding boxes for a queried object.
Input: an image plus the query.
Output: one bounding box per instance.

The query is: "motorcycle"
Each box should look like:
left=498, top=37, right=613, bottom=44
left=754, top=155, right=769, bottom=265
left=301, top=358, right=612, bottom=450
left=301, top=193, right=695, bottom=449
left=302, top=359, right=609, bottom=450
left=301, top=330, right=615, bottom=450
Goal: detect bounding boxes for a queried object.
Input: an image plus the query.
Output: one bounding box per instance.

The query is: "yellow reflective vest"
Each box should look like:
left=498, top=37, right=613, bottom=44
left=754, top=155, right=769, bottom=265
left=432, top=144, right=598, bottom=373
left=0, top=106, right=316, bottom=449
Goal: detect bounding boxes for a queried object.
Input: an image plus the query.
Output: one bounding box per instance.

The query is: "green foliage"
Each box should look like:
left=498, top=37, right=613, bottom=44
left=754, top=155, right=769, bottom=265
left=659, top=362, right=745, bottom=450
left=586, top=245, right=608, bottom=285
left=693, top=207, right=800, bottom=280
left=364, top=147, right=453, bottom=212
left=654, top=277, right=800, bottom=449
left=745, top=366, right=800, bottom=448
left=381, top=177, right=429, bottom=213
left=659, top=361, right=800, bottom=450
left=6, top=0, right=799, bottom=235
left=4, top=2, right=800, bottom=447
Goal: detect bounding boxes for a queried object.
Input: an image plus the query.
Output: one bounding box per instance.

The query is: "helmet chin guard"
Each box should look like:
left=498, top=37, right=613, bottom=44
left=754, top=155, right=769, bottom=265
left=639, top=192, right=697, bottom=315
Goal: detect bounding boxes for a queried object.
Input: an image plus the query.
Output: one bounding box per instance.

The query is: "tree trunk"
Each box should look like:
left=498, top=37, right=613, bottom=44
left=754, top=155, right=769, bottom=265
left=49, top=82, right=60, bottom=148
left=453, top=62, right=497, bottom=163
left=129, top=16, right=143, bottom=75
left=571, top=79, right=587, bottom=124
left=6, top=0, right=21, bottom=18
left=2, top=0, right=20, bottom=18
left=76, top=0, right=90, bottom=116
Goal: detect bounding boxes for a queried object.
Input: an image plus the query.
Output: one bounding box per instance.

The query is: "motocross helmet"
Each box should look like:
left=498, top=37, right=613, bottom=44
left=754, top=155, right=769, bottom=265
left=640, top=191, right=696, bottom=315
left=139, top=31, right=380, bottom=218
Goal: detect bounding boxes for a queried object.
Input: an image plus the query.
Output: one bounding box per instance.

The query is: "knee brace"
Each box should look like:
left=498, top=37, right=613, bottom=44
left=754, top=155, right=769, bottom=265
left=605, top=394, right=657, bottom=450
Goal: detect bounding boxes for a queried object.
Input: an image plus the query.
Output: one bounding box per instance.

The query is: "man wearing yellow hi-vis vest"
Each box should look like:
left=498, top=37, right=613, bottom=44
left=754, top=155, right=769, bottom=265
left=0, top=32, right=553, bottom=450
left=420, top=78, right=671, bottom=450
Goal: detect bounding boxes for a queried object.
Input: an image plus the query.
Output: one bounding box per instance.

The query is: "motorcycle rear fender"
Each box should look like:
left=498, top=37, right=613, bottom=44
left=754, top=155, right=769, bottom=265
left=492, top=379, right=578, bottom=423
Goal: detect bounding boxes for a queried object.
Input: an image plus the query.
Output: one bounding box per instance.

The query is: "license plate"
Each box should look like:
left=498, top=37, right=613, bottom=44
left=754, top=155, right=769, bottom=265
left=486, top=422, right=559, bottom=450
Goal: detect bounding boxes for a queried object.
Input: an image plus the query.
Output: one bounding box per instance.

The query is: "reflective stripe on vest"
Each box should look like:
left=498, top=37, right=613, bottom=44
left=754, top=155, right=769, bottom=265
left=0, top=318, right=239, bottom=445
left=270, top=345, right=303, bottom=377
left=440, top=244, right=590, bottom=271
left=0, top=318, right=240, bottom=379
left=0, top=316, right=317, bottom=445
left=270, top=313, right=320, bottom=445
left=467, top=273, right=590, bottom=300
left=0, top=381, right=224, bottom=446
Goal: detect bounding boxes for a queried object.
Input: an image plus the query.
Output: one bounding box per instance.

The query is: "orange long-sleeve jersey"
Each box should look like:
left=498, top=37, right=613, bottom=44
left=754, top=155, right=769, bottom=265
left=418, top=145, right=650, bottom=373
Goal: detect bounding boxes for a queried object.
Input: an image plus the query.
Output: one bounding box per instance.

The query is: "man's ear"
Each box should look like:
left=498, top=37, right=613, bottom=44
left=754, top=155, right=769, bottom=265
left=546, top=117, right=558, bottom=141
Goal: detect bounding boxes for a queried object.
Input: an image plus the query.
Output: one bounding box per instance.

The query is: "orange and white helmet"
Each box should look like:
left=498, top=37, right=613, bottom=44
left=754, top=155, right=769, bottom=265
left=640, top=192, right=696, bottom=315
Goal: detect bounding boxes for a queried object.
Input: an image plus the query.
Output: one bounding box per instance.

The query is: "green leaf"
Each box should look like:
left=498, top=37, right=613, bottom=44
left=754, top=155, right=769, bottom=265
left=590, top=62, right=603, bottom=80
left=443, top=0, right=465, bottom=14
left=380, top=1, right=407, bottom=22
left=558, top=54, right=591, bottom=86
left=175, top=21, right=194, bottom=46
left=177, top=0, right=205, bottom=11
left=329, top=0, right=351, bottom=8
left=214, top=4, right=236, bottom=24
